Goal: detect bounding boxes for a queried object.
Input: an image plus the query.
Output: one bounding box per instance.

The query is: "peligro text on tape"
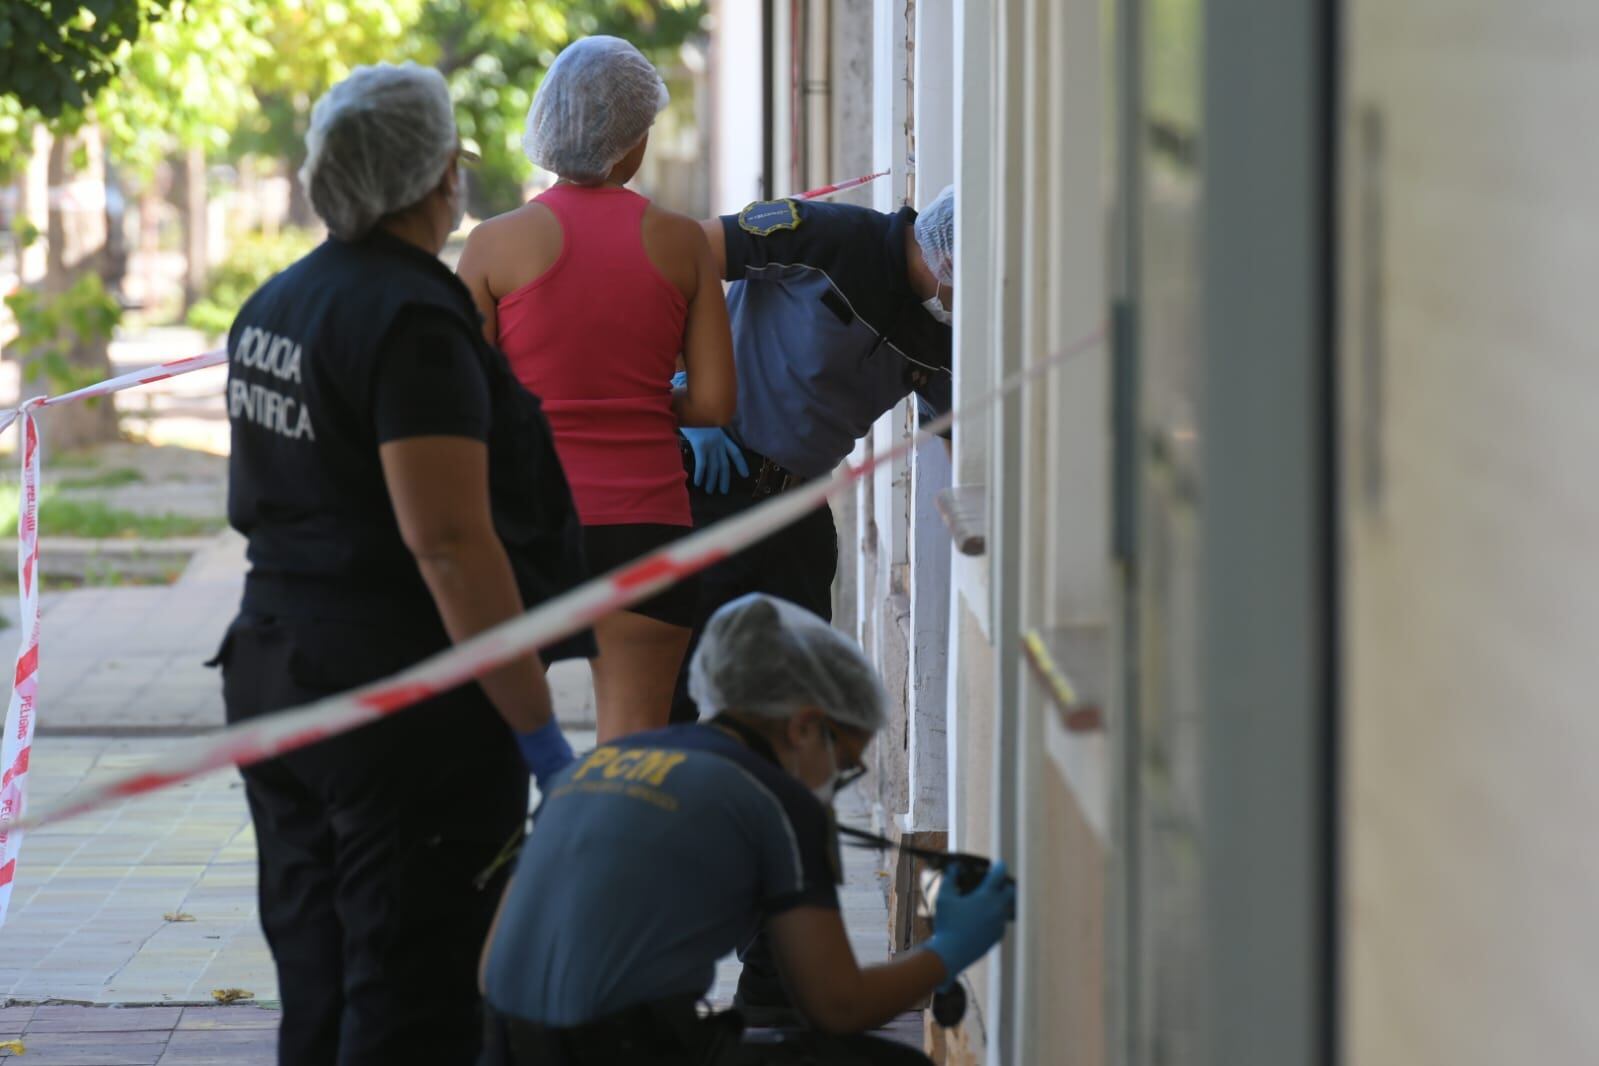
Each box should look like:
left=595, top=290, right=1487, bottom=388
left=0, top=408, right=42, bottom=922
left=3, top=326, right=1105, bottom=838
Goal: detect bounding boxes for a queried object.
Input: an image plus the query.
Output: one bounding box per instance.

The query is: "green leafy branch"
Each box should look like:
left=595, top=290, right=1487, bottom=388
left=4, top=274, right=123, bottom=395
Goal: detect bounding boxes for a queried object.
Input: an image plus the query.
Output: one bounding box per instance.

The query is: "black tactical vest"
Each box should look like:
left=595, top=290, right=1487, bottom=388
left=226, top=230, right=589, bottom=636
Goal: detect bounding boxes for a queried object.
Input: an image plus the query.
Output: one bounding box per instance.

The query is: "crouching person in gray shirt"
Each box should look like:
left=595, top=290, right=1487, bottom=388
left=478, top=594, right=1015, bottom=1065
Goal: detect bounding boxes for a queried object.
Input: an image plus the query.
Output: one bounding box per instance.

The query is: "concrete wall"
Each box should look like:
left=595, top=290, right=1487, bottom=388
left=942, top=0, right=1113, bottom=1060
left=1340, top=3, right=1599, bottom=1063
left=829, top=0, right=877, bottom=640
left=905, top=0, right=954, bottom=836
left=709, top=0, right=764, bottom=213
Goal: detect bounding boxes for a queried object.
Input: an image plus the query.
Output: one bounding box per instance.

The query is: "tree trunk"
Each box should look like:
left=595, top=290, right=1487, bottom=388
left=28, top=130, right=119, bottom=452
left=178, top=145, right=208, bottom=312
left=102, top=164, right=129, bottom=299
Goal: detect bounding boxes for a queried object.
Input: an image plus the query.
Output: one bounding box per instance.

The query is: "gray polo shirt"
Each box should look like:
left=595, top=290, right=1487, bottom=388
left=482, top=723, right=840, bottom=1026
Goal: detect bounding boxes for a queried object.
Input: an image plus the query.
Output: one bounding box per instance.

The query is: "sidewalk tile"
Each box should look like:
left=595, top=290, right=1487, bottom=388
left=174, top=1006, right=277, bottom=1031
left=27, top=1006, right=182, bottom=1032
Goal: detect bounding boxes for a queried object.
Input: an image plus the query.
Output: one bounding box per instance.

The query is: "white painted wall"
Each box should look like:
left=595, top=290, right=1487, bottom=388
left=869, top=0, right=912, bottom=608
left=946, top=0, right=998, bottom=861
left=904, top=0, right=956, bottom=834
left=710, top=0, right=765, bottom=214
left=913, top=0, right=956, bottom=203
left=1341, top=3, right=1599, bottom=1064
left=769, top=0, right=795, bottom=196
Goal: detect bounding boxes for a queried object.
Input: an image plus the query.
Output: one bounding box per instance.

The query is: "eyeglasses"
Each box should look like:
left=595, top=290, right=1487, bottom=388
left=456, top=144, right=481, bottom=167
left=823, top=722, right=869, bottom=793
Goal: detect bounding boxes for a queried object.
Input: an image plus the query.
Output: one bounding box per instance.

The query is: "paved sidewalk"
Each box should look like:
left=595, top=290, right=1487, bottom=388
left=0, top=735, right=907, bottom=1059
left=0, top=536, right=244, bottom=735
left=0, top=531, right=597, bottom=735
left=0, top=1004, right=277, bottom=1065
left=2, top=735, right=891, bottom=1008
left=0, top=737, right=268, bottom=1006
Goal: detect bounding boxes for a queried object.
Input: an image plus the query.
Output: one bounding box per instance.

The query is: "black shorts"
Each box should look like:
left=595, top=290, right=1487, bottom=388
left=582, top=523, right=698, bottom=628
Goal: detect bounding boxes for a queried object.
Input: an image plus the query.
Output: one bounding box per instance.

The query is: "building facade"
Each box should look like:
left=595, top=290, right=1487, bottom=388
left=711, top=2, right=1599, bottom=1065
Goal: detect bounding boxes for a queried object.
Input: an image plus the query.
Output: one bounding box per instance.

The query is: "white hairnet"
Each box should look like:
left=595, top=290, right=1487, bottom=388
left=914, top=184, right=956, bottom=287
left=522, top=36, right=669, bottom=184
left=688, top=594, right=888, bottom=732
left=299, top=63, right=457, bottom=241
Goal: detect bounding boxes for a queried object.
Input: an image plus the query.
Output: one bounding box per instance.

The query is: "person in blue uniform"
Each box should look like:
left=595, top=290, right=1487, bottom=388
left=479, top=593, right=1014, bottom=1065
left=214, top=63, right=592, bottom=1065
left=671, top=185, right=955, bottom=724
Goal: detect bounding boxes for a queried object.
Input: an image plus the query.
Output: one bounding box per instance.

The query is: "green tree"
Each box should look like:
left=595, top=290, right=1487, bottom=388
left=414, top=0, right=706, bottom=217
left=1, top=0, right=708, bottom=450
left=227, top=0, right=423, bottom=222
left=2, top=0, right=261, bottom=446
left=0, top=0, right=170, bottom=119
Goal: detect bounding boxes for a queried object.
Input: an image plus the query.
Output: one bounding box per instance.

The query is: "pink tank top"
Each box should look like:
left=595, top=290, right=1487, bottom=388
left=497, top=185, right=689, bottom=527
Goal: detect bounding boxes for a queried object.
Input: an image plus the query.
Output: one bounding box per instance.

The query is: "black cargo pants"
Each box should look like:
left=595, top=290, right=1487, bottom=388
left=217, top=613, right=528, bottom=1066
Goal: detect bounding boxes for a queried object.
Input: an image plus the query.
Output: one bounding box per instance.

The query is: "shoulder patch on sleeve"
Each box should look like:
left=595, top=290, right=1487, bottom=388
left=737, top=199, right=802, bottom=237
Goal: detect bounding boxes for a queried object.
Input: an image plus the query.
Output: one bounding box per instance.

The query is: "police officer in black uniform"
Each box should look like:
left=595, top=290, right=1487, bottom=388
left=672, top=184, right=955, bottom=722
left=214, top=63, right=592, bottom=1066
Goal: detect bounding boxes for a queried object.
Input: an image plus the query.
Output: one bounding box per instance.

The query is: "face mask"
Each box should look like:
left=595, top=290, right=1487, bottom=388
left=447, top=163, right=467, bottom=233
left=810, top=726, right=841, bottom=807
left=923, top=283, right=953, bottom=326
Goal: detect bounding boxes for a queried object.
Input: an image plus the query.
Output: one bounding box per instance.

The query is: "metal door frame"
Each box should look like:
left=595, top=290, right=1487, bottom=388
left=1114, top=0, right=1341, bottom=1063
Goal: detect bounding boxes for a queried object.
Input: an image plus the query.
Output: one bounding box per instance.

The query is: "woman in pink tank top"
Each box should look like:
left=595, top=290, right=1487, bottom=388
left=458, top=36, right=735, bottom=742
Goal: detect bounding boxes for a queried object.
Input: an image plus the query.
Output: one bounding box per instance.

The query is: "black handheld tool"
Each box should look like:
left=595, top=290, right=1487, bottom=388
left=836, top=825, right=1014, bottom=1029
left=836, top=824, right=995, bottom=883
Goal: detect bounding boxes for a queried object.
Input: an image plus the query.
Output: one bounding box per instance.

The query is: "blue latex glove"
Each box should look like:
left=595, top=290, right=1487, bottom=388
left=924, top=860, right=1017, bottom=981
left=516, top=719, right=575, bottom=791
left=681, top=425, right=749, bottom=495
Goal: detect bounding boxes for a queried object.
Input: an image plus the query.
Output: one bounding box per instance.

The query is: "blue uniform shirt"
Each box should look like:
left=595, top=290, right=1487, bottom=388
left=482, top=723, right=840, bottom=1026
left=719, top=199, right=954, bottom=478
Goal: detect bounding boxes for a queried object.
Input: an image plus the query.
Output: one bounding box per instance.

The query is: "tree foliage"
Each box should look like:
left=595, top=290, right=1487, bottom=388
left=415, top=0, right=706, bottom=215
left=185, top=227, right=317, bottom=337
left=94, top=0, right=268, bottom=174
left=0, top=0, right=170, bottom=118
left=1, top=0, right=707, bottom=205
left=4, top=273, right=123, bottom=393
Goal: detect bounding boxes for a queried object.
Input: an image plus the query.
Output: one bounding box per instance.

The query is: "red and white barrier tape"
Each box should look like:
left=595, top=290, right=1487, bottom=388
left=0, top=406, right=42, bottom=913
left=0, top=172, right=888, bottom=918
left=1, top=327, right=1104, bottom=840
left=0, top=350, right=229, bottom=439
left=796, top=170, right=890, bottom=200
left=0, top=348, right=225, bottom=922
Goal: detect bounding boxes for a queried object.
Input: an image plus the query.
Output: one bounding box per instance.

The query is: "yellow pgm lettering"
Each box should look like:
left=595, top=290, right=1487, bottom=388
left=637, top=752, right=686, bottom=786
left=573, top=747, right=620, bottom=780
left=603, top=750, right=646, bottom=779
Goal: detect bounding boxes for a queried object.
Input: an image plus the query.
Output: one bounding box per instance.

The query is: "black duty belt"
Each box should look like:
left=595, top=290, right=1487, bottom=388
left=748, top=454, right=804, bottom=500
left=680, top=438, right=808, bottom=501
left=733, top=439, right=807, bottom=501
